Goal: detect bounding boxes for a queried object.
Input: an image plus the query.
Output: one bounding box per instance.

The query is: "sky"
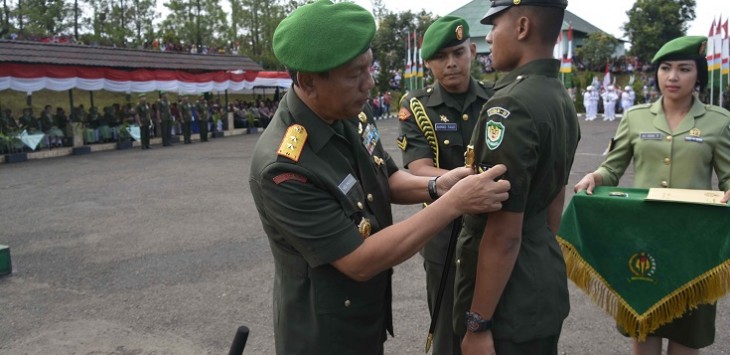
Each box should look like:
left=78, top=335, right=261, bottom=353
left=352, top=0, right=725, bottom=40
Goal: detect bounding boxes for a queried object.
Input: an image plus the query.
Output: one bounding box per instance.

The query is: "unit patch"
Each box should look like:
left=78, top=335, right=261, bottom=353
left=399, top=107, right=411, bottom=121
left=273, top=172, right=308, bottom=185
left=435, top=122, right=458, bottom=132
left=396, top=135, right=408, bottom=151
left=486, top=120, right=505, bottom=150
left=487, top=107, right=511, bottom=119
left=277, top=124, right=307, bottom=162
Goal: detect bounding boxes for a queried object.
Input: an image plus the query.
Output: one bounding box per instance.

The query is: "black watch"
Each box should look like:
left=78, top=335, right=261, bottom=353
left=428, top=176, right=440, bottom=201
left=466, top=311, right=493, bottom=333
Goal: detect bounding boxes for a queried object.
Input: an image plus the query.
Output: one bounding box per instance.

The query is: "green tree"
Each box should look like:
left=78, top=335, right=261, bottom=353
left=623, top=0, right=696, bottom=62
left=159, top=0, right=228, bottom=52
left=16, top=0, right=71, bottom=36
left=371, top=10, right=436, bottom=92
left=232, top=0, right=295, bottom=69
left=576, top=32, right=620, bottom=70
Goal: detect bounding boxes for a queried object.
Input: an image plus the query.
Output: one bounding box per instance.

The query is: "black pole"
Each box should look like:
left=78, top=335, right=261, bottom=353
left=26, top=92, right=31, bottom=107
left=120, top=0, right=125, bottom=46
left=74, top=0, right=78, bottom=40
left=68, top=89, right=75, bottom=115
left=228, top=325, right=249, bottom=355
left=196, top=0, right=201, bottom=52
left=89, top=91, right=95, bottom=108
left=17, top=0, right=22, bottom=32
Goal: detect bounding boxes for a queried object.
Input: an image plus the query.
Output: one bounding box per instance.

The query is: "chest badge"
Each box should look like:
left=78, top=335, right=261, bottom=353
left=440, top=115, right=450, bottom=123
left=486, top=120, right=505, bottom=150
left=464, top=145, right=475, bottom=169
left=689, top=128, right=701, bottom=137
left=358, top=112, right=368, bottom=123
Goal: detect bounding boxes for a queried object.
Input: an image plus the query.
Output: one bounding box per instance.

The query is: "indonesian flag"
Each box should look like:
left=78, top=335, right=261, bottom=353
left=714, top=16, right=723, bottom=71
left=708, top=19, right=716, bottom=72
left=602, top=63, right=611, bottom=90
left=405, top=32, right=412, bottom=81
left=553, top=29, right=563, bottom=60
left=722, top=20, right=729, bottom=75
left=560, top=25, right=573, bottom=73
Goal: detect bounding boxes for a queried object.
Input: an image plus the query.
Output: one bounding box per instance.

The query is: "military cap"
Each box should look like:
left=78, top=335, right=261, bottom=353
left=273, top=0, right=376, bottom=72
left=651, top=36, right=707, bottom=63
left=421, top=16, right=470, bottom=61
left=481, top=0, right=568, bottom=25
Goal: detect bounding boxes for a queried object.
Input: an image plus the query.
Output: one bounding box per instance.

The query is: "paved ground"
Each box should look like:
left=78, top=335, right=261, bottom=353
left=0, top=116, right=727, bottom=355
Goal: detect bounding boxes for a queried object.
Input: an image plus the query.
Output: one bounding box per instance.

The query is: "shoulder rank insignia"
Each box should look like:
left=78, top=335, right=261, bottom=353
left=396, top=135, right=408, bottom=151
left=487, top=107, right=510, bottom=119
left=399, top=107, right=411, bottom=121
left=277, top=124, right=307, bottom=162
left=358, top=112, right=368, bottom=123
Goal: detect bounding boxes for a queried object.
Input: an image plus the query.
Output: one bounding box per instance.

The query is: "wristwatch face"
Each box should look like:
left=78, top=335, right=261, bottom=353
left=466, top=311, right=491, bottom=332
left=467, top=319, right=480, bottom=332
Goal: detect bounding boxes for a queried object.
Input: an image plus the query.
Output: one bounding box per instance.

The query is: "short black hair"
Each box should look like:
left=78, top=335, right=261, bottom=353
left=287, top=69, right=329, bottom=88
left=513, top=6, right=565, bottom=45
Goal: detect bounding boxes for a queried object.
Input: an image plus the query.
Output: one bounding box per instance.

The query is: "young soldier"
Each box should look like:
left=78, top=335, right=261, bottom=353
left=180, top=95, right=193, bottom=144
left=196, top=95, right=209, bottom=142
left=454, top=1, right=580, bottom=354
left=398, top=16, right=492, bottom=355
left=248, top=1, right=511, bottom=354
left=156, top=92, right=173, bottom=146
left=136, top=93, right=152, bottom=149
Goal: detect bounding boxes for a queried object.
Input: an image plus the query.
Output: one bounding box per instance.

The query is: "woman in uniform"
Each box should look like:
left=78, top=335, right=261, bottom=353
left=574, top=36, right=730, bottom=355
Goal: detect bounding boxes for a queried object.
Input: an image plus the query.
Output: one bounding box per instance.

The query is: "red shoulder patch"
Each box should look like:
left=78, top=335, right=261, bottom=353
left=273, top=173, right=308, bottom=185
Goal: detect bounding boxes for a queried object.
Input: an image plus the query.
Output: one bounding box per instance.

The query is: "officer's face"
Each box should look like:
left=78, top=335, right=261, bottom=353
left=425, top=41, right=476, bottom=94
left=485, top=10, right=520, bottom=71
left=308, top=49, right=375, bottom=122
left=657, top=60, right=697, bottom=101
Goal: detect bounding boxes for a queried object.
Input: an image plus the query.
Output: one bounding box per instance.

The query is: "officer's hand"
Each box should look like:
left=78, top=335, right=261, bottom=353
left=446, top=164, right=510, bottom=214
left=722, top=190, right=730, bottom=204
left=574, top=173, right=597, bottom=195
left=436, top=167, right=476, bottom=193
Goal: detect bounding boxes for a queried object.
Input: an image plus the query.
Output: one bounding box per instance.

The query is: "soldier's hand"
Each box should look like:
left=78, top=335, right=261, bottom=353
left=721, top=190, right=730, bottom=204
left=444, top=164, right=509, bottom=214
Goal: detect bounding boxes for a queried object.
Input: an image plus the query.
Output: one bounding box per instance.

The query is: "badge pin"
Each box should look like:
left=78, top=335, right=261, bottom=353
left=358, top=217, right=372, bottom=239
left=358, top=112, right=368, bottom=123
left=455, top=25, right=464, bottom=41
left=440, top=115, right=449, bottom=123
left=464, top=145, right=475, bottom=168
left=689, top=128, right=701, bottom=137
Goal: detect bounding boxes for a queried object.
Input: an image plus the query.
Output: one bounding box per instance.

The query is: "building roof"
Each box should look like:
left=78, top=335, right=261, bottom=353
left=0, top=40, right=263, bottom=72
left=448, top=0, right=609, bottom=53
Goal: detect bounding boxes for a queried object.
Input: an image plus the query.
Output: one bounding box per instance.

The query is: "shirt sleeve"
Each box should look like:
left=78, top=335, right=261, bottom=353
left=474, top=96, right=539, bottom=213
left=595, top=113, right=634, bottom=186
left=398, top=96, right=433, bottom=168
left=713, top=120, right=730, bottom=192
left=258, top=162, right=363, bottom=268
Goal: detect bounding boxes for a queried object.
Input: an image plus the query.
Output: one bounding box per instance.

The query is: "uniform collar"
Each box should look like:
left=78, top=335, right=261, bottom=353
left=286, top=89, right=353, bottom=153
left=494, top=59, right=560, bottom=91
left=426, top=78, right=491, bottom=110
left=650, top=95, right=706, bottom=135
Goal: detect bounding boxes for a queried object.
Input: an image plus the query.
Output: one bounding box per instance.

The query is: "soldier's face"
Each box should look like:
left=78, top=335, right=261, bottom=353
left=485, top=11, right=519, bottom=71
left=657, top=60, right=697, bottom=100
left=425, top=41, right=476, bottom=94
left=308, top=49, right=375, bottom=122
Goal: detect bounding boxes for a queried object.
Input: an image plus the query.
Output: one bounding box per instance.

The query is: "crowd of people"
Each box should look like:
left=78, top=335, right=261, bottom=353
left=0, top=94, right=282, bottom=154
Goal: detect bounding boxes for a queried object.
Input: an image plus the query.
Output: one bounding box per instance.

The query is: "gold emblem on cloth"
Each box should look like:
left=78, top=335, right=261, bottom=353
left=464, top=145, right=475, bottom=169
left=455, top=25, right=464, bottom=41
left=358, top=112, right=368, bottom=123
left=277, top=124, right=307, bottom=162
left=689, top=128, right=701, bottom=137
left=440, top=115, right=449, bottom=123
left=358, top=217, right=371, bottom=239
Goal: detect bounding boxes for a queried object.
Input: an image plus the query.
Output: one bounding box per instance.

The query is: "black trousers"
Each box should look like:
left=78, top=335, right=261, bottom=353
left=140, top=124, right=150, bottom=148
left=199, top=120, right=208, bottom=141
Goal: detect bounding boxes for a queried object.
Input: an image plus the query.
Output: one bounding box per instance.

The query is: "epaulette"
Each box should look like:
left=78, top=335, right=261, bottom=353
left=277, top=124, right=307, bottom=162
left=625, top=103, right=651, bottom=113
left=705, top=104, right=730, bottom=118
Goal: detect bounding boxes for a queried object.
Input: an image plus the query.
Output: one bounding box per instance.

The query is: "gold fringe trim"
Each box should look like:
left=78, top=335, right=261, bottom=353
left=557, top=236, right=730, bottom=341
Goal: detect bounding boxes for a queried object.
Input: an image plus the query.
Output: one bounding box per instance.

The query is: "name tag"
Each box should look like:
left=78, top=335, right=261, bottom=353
left=338, top=174, right=357, bottom=195
left=639, top=132, right=663, bottom=140
left=435, top=123, right=458, bottom=131
left=685, top=136, right=704, bottom=143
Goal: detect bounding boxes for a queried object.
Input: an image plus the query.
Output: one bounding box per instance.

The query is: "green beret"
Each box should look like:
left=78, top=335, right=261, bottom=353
left=273, top=0, right=375, bottom=72
left=481, top=0, right=568, bottom=25
left=421, top=16, right=470, bottom=61
left=652, top=36, right=708, bottom=63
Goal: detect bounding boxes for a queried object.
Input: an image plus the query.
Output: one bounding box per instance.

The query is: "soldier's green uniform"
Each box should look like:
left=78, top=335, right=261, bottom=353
left=196, top=97, right=209, bottom=142
left=453, top=59, right=579, bottom=348
left=180, top=97, right=193, bottom=144
left=19, top=108, right=39, bottom=133
left=249, top=1, right=400, bottom=354
left=157, top=96, right=173, bottom=146
left=398, top=16, right=492, bottom=355
left=136, top=94, right=152, bottom=149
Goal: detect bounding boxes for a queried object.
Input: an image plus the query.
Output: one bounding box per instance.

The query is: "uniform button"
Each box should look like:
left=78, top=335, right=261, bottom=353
left=444, top=139, right=450, bottom=145
left=462, top=114, right=469, bottom=121
left=344, top=299, right=351, bottom=307
left=516, top=75, right=523, bottom=81
left=664, top=158, right=671, bottom=165
left=456, top=259, right=461, bottom=267
left=357, top=202, right=364, bottom=209
left=367, top=194, right=374, bottom=202
left=661, top=180, right=668, bottom=187
left=666, top=135, right=673, bottom=142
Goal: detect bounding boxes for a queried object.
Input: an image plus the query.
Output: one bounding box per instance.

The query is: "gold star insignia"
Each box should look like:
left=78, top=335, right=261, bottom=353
left=440, top=115, right=449, bottom=123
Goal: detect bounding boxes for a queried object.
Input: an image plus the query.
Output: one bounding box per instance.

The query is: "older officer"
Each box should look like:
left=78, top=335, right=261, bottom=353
left=455, top=1, right=580, bottom=354
left=180, top=95, right=193, bottom=144
left=135, top=93, right=152, bottom=149
left=248, top=1, right=511, bottom=354
left=398, top=15, right=492, bottom=355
